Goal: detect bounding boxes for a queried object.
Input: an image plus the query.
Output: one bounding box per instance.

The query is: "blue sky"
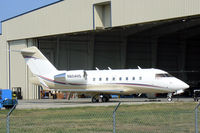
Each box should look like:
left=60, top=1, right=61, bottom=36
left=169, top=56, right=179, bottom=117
left=0, top=0, right=60, bottom=34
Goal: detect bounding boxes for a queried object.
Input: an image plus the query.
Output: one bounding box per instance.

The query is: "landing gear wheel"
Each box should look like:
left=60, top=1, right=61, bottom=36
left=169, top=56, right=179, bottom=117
left=91, top=94, right=110, bottom=103
left=194, top=98, right=199, bottom=102
left=167, top=97, right=172, bottom=102
left=92, top=97, right=99, bottom=103
left=167, top=93, right=173, bottom=102
left=101, top=97, right=108, bottom=102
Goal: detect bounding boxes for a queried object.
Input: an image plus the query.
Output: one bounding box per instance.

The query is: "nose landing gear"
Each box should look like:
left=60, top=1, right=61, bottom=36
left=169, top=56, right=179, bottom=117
left=167, top=93, right=173, bottom=102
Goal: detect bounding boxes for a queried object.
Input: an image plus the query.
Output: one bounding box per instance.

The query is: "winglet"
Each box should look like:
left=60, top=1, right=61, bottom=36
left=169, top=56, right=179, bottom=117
left=137, top=66, right=142, bottom=69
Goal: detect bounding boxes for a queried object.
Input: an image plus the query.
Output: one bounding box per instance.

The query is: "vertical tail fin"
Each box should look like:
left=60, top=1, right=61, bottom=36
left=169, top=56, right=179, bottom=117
left=21, top=46, right=58, bottom=76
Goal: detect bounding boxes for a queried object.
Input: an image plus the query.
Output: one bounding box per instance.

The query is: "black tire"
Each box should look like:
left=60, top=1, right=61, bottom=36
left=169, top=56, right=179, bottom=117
left=167, top=97, right=172, bottom=102
left=194, top=98, right=197, bottom=102
left=102, top=97, right=107, bottom=102
left=5, top=106, right=13, bottom=109
left=92, top=97, right=99, bottom=103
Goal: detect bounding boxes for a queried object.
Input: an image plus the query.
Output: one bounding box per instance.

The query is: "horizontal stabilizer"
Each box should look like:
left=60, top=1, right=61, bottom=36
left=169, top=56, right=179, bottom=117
left=38, top=77, right=49, bottom=89
left=21, top=49, right=35, bottom=55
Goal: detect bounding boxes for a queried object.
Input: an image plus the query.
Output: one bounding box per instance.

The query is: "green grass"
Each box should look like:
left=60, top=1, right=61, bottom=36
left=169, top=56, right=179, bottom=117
left=0, top=102, right=198, bottom=133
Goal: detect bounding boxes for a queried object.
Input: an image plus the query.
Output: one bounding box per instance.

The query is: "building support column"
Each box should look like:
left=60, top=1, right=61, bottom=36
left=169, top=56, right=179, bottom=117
left=179, top=38, right=187, bottom=81
left=88, top=33, right=95, bottom=69
left=120, top=32, right=127, bottom=68
left=56, top=37, right=60, bottom=68
left=151, top=37, right=158, bottom=68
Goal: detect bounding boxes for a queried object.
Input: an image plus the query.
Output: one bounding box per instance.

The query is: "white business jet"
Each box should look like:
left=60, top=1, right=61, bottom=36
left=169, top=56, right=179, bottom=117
left=21, top=46, right=189, bottom=102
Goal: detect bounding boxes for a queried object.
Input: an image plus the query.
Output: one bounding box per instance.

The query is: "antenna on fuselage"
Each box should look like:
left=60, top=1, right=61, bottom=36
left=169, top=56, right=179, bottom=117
left=108, top=67, right=112, bottom=70
left=137, top=66, right=142, bottom=69
left=95, top=67, right=99, bottom=71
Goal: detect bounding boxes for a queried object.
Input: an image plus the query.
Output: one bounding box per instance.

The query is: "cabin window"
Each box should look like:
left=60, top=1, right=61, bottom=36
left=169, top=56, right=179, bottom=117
left=106, top=77, right=109, bottom=81
left=99, top=78, right=102, bottom=81
left=139, top=77, right=142, bottom=80
left=93, top=78, right=95, bottom=81
left=113, top=77, right=115, bottom=81
left=126, top=77, right=128, bottom=80
left=132, top=77, right=135, bottom=80
left=119, top=77, right=122, bottom=81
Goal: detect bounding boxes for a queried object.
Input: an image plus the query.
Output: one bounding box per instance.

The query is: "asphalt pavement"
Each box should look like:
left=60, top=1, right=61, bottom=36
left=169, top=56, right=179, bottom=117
left=15, top=98, right=195, bottom=109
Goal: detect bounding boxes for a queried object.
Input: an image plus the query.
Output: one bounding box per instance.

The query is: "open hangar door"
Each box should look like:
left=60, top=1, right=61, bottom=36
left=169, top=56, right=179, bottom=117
left=94, top=31, right=123, bottom=69
left=126, top=34, right=152, bottom=69
left=38, top=31, right=125, bottom=71
left=156, top=26, right=200, bottom=89
left=38, top=34, right=91, bottom=71
left=126, top=16, right=200, bottom=95
left=37, top=31, right=124, bottom=99
left=37, top=16, right=200, bottom=97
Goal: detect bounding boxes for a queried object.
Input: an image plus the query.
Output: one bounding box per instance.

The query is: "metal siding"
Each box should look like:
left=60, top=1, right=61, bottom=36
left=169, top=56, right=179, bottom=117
left=39, top=35, right=90, bottom=70
left=9, top=40, right=27, bottom=98
left=186, top=37, right=200, bottom=81
left=157, top=35, right=181, bottom=71
left=94, top=33, right=121, bottom=69
left=8, top=39, right=38, bottom=99
left=0, top=35, right=8, bottom=89
left=112, top=0, right=200, bottom=27
left=3, top=0, right=94, bottom=40
left=126, top=35, right=152, bottom=69
left=1, top=0, right=200, bottom=40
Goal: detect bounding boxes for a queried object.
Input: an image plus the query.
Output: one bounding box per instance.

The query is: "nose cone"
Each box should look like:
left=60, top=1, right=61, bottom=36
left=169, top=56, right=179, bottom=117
left=177, top=79, right=189, bottom=90
left=171, top=78, right=189, bottom=90
left=182, top=82, right=190, bottom=89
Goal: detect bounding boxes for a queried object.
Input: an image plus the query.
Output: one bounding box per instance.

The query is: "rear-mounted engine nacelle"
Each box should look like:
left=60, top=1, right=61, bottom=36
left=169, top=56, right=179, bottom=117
left=54, top=70, right=87, bottom=84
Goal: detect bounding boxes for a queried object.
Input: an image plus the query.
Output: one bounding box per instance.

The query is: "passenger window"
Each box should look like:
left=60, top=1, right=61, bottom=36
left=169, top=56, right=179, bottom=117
left=99, top=78, right=102, bottom=81
left=126, top=77, right=128, bottom=80
left=139, top=77, right=142, bottom=80
left=119, top=77, right=122, bottom=81
left=132, top=77, right=135, bottom=80
left=113, top=77, right=115, bottom=81
left=93, top=78, right=95, bottom=81
left=106, top=77, right=108, bottom=81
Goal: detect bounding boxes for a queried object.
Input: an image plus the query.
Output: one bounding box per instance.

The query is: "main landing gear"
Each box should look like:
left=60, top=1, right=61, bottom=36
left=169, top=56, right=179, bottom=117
left=91, top=94, right=110, bottom=103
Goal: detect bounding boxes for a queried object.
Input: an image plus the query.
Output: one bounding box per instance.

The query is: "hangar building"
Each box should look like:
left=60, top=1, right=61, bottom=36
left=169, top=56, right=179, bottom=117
left=0, top=0, right=200, bottom=99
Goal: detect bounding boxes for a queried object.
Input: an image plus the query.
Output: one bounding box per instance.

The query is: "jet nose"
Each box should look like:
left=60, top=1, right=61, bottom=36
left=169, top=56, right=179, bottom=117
left=183, top=83, right=190, bottom=89
left=174, top=79, right=190, bottom=90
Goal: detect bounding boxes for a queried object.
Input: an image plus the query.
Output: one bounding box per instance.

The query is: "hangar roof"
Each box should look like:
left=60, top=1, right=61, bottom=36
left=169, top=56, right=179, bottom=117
left=2, top=0, right=200, bottom=41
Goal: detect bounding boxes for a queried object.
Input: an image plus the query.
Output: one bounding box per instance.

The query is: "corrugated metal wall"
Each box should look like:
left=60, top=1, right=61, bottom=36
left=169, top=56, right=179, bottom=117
left=94, top=32, right=122, bottom=69
left=126, top=34, right=152, bottom=68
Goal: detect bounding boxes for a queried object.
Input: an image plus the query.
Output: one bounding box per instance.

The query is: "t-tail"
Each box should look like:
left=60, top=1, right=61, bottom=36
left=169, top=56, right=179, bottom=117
left=21, top=46, right=58, bottom=77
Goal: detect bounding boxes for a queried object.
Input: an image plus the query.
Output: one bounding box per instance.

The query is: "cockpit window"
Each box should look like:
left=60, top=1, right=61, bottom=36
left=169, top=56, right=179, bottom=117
left=155, top=73, right=173, bottom=78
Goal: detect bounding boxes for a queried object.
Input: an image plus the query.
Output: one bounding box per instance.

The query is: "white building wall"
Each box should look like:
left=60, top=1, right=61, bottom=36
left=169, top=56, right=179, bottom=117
left=8, top=39, right=38, bottom=99
left=2, top=0, right=94, bottom=41
left=9, top=40, right=28, bottom=98
left=0, top=35, right=8, bottom=89
left=112, top=0, right=200, bottom=27
left=2, top=0, right=200, bottom=41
